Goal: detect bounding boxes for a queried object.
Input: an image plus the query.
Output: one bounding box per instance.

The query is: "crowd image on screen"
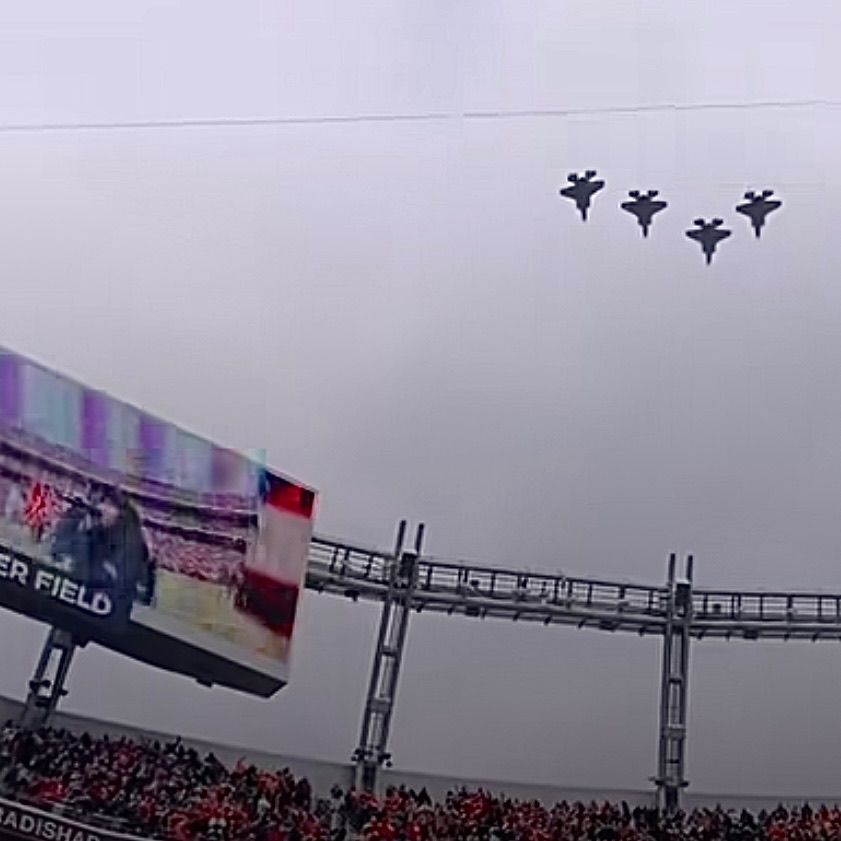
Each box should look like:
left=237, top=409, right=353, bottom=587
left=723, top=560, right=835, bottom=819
left=0, top=440, right=253, bottom=608
left=0, top=723, right=840, bottom=841
left=0, top=470, right=156, bottom=608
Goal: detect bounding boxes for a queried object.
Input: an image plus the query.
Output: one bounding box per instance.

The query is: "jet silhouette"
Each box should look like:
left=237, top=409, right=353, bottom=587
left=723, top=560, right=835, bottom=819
left=559, top=170, right=605, bottom=222
left=620, top=189, right=668, bottom=237
left=735, top=189, right=782, bottom=239
left=685, top=218, right=732, bottom=265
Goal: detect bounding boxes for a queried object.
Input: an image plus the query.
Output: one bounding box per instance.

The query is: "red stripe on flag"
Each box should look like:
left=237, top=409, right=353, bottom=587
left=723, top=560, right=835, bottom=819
left=235, top=566, right=300, bottom=636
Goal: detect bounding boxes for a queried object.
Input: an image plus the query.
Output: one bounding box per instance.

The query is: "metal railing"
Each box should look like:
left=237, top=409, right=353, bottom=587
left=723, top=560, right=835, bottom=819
left=305, top=536, right=841, bottom=642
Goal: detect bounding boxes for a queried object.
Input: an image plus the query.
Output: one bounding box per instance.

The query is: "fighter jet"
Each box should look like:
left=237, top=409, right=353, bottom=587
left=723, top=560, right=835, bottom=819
left=620, top=189, right=668, bottom=237
left=735, top=189, right=782, bottom=239
left=559, top=170, right=605, bottom=222
left=685, top=218, right=732, bottom=265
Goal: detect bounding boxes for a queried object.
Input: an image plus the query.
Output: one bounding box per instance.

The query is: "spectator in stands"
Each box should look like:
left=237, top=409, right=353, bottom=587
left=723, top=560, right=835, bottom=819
left=6, top=710, right=841, bottom=840
left=3, top=480, right=24, bottom=525
left=23, top=474, right=56, bottom=543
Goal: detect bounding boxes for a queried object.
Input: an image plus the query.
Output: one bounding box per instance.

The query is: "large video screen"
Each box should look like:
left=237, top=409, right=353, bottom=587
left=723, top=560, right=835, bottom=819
left=0, top=347, right=316, bottom=687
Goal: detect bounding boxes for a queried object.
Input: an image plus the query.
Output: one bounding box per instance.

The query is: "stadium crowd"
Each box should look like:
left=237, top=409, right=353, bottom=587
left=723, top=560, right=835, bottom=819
left=0, top=455, right=247, bottom=587
left=0, top=723, right=840, bottom=841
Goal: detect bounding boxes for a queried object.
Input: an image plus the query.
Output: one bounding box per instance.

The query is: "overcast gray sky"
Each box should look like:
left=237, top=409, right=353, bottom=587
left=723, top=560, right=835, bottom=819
left=1, top=0, right=841, bottom=800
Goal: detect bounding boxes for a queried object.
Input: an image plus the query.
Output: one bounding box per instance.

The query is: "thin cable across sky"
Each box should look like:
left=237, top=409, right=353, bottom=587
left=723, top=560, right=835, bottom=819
left=0, top=97, right=838, bottom=135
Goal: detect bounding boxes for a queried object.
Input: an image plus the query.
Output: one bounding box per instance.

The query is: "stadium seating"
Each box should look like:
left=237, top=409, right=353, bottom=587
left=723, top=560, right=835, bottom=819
left=1, top=723, right=840, bottom=841
left=0, top=460, right=247, bottom=586
left=1, top=437, right=840, bottom=840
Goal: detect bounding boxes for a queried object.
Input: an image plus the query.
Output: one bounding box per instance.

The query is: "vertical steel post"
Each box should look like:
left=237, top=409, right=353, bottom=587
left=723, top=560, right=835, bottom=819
left=353, top=521, right=424, bottom=792
left=655, top=554, right=693, bottom=813
left=20, top=626, right=77, bottom=730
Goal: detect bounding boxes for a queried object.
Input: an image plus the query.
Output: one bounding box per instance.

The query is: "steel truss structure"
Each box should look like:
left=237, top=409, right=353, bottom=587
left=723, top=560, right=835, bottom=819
left=352, top=521, right=425, bottom=790
left=23, top=524, right=841, bottom=812
left=21, top=627, right=77, bottom=730
left=308, top=528, right=841, bottom=810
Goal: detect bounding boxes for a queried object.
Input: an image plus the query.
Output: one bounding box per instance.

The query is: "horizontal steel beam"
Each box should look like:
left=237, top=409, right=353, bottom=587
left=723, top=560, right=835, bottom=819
left=306, top=536, right=841, bottom=642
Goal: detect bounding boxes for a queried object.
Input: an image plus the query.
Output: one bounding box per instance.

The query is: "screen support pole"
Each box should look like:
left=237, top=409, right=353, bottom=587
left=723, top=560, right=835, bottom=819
left=353, top=520, right=425, bottom=793
left=20, top=626, right=77, bottom=730
left=654, top=554, right=694, bottom=813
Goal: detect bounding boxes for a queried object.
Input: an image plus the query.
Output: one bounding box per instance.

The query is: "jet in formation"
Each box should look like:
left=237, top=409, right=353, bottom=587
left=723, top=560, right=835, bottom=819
left=620, top=190, right=668, bottom=237
left=559, top=171, right=605, bottom=222
left=685, top=218, right=732, bottom=265
left=735, top=189, right=782, bottom=239
left=559, top=171, right=782, bottom=266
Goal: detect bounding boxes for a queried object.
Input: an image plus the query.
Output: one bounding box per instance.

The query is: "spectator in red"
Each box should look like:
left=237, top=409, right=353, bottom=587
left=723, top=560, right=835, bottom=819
left=23, top=475, right=56, bottom=543
left=6, top=722, right=841, bottom=841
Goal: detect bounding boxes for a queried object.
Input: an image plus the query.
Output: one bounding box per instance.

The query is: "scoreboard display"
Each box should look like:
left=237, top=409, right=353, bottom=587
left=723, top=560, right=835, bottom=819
left=0, top=346, right=316, bottom=696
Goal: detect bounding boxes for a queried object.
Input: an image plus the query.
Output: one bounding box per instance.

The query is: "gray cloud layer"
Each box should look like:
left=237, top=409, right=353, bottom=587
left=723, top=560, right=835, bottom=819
left=0, top=0, right=840, bottom=799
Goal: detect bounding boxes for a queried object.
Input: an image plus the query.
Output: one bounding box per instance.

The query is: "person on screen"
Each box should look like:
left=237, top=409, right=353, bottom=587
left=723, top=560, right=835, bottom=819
left=23, top=475, right=56, bottom=543
left=48, top=485, right=102, bottom=581
left=89, top=488, right=150, bottom=610
left=50, top=493, right=90, bottom=573
left=3, top=481, right=24, bottom=525
left=137, top=527, right=157, bottom=606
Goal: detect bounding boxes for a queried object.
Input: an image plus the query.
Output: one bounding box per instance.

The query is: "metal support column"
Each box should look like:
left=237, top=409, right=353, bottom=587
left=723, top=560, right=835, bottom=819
left=20, top=626, right=77, bottom=730
left=654, top=554, right=694, bottom=813
left=353, top=521, right=425, bottom=792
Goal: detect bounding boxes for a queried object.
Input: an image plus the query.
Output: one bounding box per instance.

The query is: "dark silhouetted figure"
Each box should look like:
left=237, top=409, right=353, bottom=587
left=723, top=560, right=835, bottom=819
left=620, top=190, right=668, bottom=237
left=51, top=496, right=90, bottom=570
left=686, top=218, right=732, bottom=265
left=88, top=488, right=149, bottom=619
left=559, top=170, right=604, bottom=222
left=736, top=189, right=782, bottom=238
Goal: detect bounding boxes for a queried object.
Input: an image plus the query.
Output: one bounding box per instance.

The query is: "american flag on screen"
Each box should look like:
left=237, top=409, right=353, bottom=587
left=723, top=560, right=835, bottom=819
left=235, top=471, right=316, bottom=638
left=257, top=470, right=316, bottom=518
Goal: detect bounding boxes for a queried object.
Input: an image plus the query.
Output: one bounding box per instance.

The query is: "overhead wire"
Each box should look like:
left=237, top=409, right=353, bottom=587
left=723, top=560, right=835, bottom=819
left=0, top=97, right=838, bottom=135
